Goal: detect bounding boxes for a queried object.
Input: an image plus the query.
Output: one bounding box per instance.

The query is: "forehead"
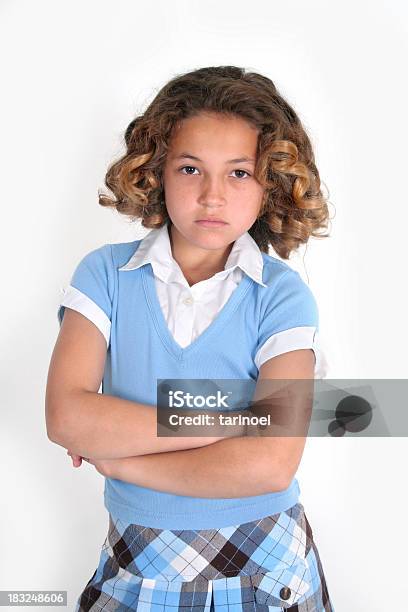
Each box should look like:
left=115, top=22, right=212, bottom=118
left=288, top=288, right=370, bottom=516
left=168, top=112, right=259, bottom=155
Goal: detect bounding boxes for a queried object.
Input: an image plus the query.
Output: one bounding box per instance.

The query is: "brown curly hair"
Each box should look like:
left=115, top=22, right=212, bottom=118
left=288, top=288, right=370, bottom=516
left=99, top=65, right=331, bottom=259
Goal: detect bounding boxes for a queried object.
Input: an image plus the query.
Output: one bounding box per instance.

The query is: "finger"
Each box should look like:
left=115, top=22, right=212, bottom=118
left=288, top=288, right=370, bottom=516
left=72, top=454, right=82, bottom=467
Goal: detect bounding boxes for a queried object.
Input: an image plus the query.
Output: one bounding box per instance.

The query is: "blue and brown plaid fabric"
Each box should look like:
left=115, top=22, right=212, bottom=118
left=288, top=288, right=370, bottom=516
left=75, top=502, right=334, bottom=611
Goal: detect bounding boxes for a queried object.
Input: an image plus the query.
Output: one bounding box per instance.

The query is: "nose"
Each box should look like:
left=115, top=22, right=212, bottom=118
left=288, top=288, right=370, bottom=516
left=197, top=175, right=226, bottom=208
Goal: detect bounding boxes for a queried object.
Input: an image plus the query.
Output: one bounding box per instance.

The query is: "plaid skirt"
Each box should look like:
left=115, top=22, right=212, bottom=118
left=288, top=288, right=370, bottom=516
left=74, top=502, right=334, bottom=611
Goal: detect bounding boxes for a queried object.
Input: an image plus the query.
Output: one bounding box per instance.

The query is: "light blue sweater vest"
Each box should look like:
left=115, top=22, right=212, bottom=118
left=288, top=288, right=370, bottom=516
left=58, top=240, right=319, bottom=529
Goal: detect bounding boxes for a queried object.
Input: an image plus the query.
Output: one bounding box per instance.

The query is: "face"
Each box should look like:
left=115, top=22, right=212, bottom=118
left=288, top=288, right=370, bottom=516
left=162, top=112, right=265, bottom=257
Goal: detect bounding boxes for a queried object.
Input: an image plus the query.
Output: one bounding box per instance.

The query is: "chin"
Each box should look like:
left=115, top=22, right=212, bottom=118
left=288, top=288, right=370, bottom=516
left=188, top=233, right=231, bottom=250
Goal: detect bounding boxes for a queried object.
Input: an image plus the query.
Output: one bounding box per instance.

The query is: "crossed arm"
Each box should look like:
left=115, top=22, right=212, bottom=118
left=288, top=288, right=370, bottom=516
left=46, top=309, right=314, bottom=498
left=51, top=387, right=292, bottom=497
left=96, top=436, right=289, bottom=498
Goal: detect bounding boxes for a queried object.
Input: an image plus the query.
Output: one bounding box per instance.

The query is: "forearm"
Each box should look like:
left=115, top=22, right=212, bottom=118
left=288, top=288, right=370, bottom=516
left=50, top=391, right=244, bottom=459
left=115, top=435, right=288, bottom=498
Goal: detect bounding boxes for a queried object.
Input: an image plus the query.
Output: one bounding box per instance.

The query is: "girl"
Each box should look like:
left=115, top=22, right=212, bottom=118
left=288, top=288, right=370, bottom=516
left=46, top=65, right=334, bottom=611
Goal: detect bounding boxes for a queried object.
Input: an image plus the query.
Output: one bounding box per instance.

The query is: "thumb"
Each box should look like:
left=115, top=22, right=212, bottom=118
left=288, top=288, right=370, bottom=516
left=69, top=452, right=83, bottom=467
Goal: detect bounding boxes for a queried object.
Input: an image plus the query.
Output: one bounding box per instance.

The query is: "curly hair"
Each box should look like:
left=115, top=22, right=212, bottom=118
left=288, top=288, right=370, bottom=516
left=99, top=66, right=331, bottom=259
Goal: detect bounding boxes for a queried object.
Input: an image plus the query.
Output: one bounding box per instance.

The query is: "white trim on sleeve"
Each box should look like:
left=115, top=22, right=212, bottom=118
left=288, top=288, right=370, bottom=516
left=58, top=285, right=111, bottom=348
left=254, top=326, right=329, bottom=379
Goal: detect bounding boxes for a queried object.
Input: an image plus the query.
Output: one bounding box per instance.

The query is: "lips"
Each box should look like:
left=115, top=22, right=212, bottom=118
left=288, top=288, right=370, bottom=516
left=195, top=219, right=228, bottom=227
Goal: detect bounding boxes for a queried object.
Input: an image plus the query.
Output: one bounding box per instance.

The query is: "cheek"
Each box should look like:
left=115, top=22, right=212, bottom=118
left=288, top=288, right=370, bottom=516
left=234, top=185, right=264, bottom=215
left=165, top=179, right=197, bottom=210
left=164, top=169, right=184, bottom=193
left=164, top=193, right=195, bottom=225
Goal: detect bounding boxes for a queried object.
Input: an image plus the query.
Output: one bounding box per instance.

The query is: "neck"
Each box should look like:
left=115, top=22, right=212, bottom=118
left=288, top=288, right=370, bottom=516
left=168, top=223, right=234, bottom=284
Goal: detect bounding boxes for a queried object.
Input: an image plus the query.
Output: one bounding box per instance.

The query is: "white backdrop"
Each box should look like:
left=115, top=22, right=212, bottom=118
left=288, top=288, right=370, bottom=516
left=1, top=1, right=407, bottom=610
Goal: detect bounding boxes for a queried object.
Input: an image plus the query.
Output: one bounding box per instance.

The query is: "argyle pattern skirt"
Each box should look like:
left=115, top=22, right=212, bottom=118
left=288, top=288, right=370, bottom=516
left=74, top=502, right=334, bottom=611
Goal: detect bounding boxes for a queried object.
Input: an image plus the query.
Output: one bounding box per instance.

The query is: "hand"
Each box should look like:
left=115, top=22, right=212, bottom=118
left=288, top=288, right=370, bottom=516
left=85, top=457, right=121, bottom=478
left=67, top=450, right=120, bottom=478
left=67, top=450, right=87, bottom=467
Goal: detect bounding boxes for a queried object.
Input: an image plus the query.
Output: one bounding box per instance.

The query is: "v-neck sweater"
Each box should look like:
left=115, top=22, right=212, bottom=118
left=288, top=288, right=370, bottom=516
left=58, top=239, right=322, bottom=529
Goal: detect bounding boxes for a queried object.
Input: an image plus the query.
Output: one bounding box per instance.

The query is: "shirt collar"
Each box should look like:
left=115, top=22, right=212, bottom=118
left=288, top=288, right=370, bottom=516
left=118, top=222, right=267, bottom=287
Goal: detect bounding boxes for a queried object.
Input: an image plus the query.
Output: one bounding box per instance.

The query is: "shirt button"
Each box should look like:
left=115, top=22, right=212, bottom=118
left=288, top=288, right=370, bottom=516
left=183, top=297, right=194, bottom=305
left=279, top=586, right=291, bottom=600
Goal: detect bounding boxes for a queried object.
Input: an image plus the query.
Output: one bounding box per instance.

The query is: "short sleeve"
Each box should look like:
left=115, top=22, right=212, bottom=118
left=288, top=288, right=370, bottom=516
left=254, top=269, right=329, bottom=378
left=57, top=244, right=114, bottom=348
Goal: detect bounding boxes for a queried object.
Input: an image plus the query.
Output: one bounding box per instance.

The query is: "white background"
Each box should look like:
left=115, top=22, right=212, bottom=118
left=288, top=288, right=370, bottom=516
left=1, top=1, right=407, bottom=610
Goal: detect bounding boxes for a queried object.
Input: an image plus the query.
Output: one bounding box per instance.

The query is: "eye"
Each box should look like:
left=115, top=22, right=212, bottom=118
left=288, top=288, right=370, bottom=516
left=179, top=165, right=199, bottom=175
left=231, top=169, right=251, bottom=179
left=179, top=166, right=251, bottom=178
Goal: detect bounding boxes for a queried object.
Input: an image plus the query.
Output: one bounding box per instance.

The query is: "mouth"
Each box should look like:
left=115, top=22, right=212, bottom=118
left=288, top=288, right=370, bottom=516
left=195, top=219, right=228, bottom=227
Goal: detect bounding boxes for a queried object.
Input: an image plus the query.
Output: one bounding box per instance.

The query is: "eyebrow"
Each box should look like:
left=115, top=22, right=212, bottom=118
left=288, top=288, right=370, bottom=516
left=173, top=152, right=256, bottom=164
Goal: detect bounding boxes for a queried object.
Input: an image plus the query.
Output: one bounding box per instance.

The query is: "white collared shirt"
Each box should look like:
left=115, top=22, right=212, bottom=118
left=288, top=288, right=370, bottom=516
left=118, top=223, right=267, bottom=349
